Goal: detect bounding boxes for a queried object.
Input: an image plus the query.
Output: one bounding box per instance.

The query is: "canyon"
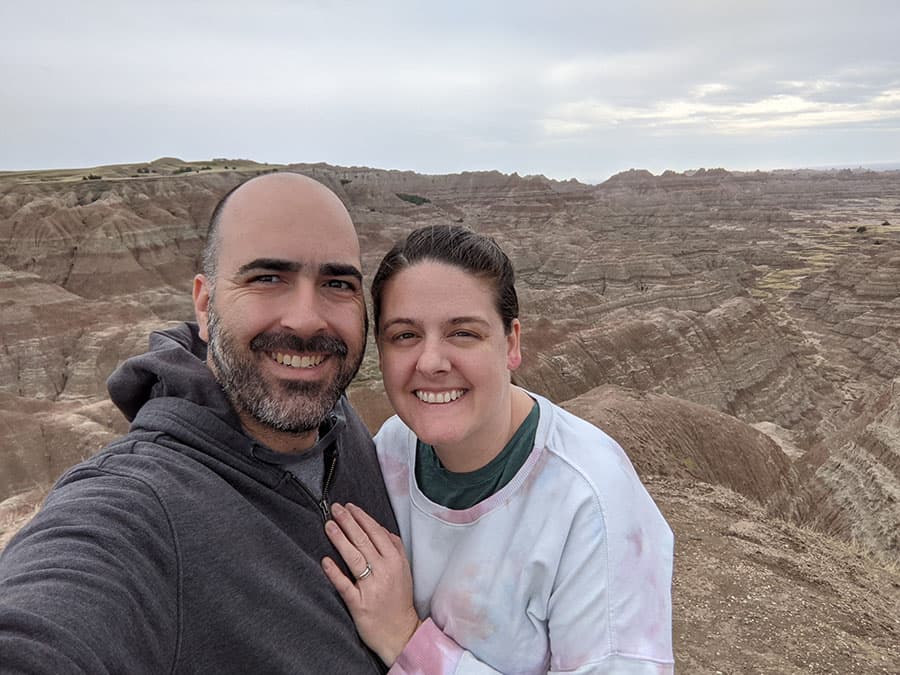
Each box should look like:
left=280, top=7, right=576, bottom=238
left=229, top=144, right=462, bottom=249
left=1, top=158, right=898, bottom=672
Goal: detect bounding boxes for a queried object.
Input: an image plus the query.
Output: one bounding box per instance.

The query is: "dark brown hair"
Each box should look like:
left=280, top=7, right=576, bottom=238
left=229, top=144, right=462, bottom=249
left=371, top=224, right=519, bottom=336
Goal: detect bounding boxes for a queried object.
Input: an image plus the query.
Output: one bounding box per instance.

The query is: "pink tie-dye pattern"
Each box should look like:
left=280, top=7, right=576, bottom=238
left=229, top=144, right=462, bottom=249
left=614, top=517, right=673, bottom=658
left=390, top=619, right=463, bottom=675
left=626, top=527, right=645, bottom=559
left=432, top=574, right=495, bottom=644
left=379, top=447, right=411, bottom=497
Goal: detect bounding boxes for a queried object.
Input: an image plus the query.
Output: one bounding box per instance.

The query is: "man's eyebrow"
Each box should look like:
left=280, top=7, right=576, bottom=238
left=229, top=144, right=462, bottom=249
left=237, top=258, right=302, bottom=275
left=321, top=262, right=363, bottom=281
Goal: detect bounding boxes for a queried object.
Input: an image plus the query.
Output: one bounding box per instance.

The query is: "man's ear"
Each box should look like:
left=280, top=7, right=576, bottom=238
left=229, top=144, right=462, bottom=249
left=192, top=274, right=212, bottom=342
left=506, top=319, right=522, bottom=371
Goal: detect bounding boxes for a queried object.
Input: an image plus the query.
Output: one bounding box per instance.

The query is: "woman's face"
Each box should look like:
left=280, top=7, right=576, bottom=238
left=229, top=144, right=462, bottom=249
left=377, top=261, right=522, bottom=465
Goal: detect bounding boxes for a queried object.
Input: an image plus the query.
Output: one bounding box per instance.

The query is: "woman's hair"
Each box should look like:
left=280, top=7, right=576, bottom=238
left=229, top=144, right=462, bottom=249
left=371, top=224, right=519, bottom=336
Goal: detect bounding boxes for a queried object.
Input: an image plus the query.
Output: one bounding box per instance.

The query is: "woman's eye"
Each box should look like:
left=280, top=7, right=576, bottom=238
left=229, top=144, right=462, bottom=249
left=392, top=332, right=417, bottom=342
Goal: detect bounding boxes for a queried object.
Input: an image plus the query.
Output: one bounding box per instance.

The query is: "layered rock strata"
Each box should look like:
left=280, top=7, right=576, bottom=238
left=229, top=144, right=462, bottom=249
left=1, top=161, right=899, bottom=564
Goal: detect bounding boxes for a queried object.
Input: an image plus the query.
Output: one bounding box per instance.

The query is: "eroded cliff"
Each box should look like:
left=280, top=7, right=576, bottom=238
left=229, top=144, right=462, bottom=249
left=2, top=159, right=899, bottom=672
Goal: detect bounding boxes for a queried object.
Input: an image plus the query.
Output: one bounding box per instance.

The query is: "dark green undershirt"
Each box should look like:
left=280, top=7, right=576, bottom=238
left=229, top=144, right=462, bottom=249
left=415, top=401, right=539, bottom=509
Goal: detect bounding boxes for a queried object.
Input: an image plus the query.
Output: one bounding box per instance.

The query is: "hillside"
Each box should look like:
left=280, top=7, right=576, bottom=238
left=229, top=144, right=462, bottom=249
left=1, top=159, right=899, bottom=672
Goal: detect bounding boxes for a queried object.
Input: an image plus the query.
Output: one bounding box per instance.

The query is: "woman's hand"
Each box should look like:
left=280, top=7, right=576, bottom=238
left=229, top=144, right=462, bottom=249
left=321, top=502, right=421, bottom=665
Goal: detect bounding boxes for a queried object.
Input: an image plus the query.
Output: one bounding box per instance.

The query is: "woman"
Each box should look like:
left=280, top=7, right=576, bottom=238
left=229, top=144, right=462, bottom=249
left=321, top=225, right=674, bottom=674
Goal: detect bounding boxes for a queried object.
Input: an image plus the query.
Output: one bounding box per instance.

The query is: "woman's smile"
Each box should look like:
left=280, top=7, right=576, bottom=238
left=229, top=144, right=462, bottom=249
left=413, top=389, right=467, bottom=404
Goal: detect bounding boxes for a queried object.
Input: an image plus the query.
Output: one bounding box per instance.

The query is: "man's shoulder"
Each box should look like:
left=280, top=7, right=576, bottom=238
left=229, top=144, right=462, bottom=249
left=56, top=430, right=213, bottom=497
left=332, top=395, right=376, bottom=448
left=3, top=442, right=181, bottom=558
left=334, top=394, right=367, bottom=425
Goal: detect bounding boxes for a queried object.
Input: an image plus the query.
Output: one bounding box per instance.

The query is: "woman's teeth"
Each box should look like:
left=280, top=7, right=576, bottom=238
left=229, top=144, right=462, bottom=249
left=415, top=389, right=465, bottom=404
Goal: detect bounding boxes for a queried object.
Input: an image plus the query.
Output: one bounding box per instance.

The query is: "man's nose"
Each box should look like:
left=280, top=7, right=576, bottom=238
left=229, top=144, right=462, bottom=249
left=280, top=282, right=329, bottom=335
left=415, top=338, right=450, bottom=376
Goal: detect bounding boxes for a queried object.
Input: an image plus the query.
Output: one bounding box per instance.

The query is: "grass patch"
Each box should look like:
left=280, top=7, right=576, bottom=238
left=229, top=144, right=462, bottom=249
left=396, top=192, right=431, bottom=206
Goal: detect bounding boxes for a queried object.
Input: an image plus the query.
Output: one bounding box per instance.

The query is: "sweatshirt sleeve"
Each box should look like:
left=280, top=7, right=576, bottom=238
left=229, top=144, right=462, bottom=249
left=389, top=619, right=502, bottom=675
left=390, top=614, right=673, bottom=675
left=543, top=472, right=675, bottom=674
left=0, top=467, right=180, bottom=673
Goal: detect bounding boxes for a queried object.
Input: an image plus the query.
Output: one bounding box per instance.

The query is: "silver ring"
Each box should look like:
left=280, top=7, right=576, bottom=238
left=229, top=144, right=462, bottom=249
left=356, top=562, right=373, bottom=580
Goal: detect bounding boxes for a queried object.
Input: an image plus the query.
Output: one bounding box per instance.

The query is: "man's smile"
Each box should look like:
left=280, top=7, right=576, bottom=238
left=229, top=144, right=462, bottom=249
left=271, top=352, right=327, bottom=369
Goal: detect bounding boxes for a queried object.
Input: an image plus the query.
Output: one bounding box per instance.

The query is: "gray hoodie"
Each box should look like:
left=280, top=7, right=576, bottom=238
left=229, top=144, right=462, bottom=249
left=0, top=323, right=397, bottom=674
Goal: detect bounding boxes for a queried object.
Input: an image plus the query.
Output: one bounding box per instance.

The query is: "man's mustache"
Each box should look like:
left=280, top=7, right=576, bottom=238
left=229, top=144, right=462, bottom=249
left=250, top=332, right=349, bottom=357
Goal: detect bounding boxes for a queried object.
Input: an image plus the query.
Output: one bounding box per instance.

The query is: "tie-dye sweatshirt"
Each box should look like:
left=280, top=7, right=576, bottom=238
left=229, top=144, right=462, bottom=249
left=375, top=390, right=675, bottom=675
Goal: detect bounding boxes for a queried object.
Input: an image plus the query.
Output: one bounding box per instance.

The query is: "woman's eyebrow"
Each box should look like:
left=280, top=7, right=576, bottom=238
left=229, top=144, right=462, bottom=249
left=381, top=317, right=418, bottom=331
left=449, top=316, right=491, bottom=327
left=381, top=316, right=491, bottom=331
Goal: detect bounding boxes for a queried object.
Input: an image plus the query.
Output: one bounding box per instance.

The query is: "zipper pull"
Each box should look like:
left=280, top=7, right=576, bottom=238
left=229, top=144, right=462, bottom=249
left=319, top=497, right=331, bottom=521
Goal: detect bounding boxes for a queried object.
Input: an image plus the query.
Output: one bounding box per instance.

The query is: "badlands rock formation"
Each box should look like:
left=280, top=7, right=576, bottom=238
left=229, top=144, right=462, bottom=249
left=1, top=160, right=899, bottom=672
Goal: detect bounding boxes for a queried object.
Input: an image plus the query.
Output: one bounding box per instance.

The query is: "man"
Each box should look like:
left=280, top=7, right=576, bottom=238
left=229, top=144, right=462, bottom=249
left=0, top=173, right=397, bottom=673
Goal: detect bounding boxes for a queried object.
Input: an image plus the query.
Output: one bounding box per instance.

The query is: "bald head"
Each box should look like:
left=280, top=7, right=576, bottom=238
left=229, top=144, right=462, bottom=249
left=202, top=173, right=359, bottom=286
left=192, top=172, right=368, bottom=448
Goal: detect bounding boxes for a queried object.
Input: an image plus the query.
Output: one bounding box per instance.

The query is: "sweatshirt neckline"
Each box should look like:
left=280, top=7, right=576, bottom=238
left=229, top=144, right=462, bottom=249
left=405, top=390, right=554, bottom=525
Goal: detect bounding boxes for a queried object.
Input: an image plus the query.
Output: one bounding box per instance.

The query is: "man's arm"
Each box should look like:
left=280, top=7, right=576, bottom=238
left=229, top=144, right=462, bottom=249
left=0, top=467, right=180, bottom=673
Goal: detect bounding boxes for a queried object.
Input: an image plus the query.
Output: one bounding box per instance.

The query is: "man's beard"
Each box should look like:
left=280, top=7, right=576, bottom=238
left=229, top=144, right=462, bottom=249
left=206, top=304, right=364, bottom=434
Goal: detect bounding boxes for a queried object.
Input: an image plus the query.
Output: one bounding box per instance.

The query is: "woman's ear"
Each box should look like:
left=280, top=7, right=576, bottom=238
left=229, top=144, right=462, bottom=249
left=506, top=319, right=522, bottom=371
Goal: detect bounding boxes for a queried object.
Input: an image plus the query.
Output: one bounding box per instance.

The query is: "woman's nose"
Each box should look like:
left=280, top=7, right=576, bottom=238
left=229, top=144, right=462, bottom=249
left=415, top=339, right=450, bottom=376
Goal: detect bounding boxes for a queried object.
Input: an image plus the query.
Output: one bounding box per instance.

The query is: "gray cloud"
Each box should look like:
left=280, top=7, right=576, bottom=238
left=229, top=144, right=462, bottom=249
left=2, top=0, right=899, bottom=181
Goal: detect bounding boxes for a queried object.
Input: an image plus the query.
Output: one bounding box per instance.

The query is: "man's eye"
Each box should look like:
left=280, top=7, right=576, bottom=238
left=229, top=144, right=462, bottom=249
left=325, top=279, right=355, bottom=290
left=451, top=330, right=477, bottom=339
left=251, top=274, right=280, bottom=284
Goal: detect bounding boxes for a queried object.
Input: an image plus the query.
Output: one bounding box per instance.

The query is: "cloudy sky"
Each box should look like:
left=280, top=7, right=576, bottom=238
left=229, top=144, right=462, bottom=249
left=3, top=1, right=899, bottom=183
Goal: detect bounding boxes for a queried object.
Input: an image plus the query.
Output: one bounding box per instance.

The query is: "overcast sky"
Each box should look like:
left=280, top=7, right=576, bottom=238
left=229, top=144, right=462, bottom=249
left=3, top=1, right=899, bottom=183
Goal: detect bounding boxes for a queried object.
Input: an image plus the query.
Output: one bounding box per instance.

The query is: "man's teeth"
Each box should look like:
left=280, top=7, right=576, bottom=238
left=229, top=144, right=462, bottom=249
left=415, top=389, right=465, bottom=404
left=273, top=353, right=326, bottom=368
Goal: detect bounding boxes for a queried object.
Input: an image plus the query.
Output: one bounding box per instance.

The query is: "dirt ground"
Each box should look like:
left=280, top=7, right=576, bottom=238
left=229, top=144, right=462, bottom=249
left=648, top=477, right=900, bottom=674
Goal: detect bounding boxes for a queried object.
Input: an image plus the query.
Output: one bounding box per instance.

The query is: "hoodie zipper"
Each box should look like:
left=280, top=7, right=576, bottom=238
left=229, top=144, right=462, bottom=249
left=317, top=446, right=338, bottom=521
left=286, top=444, right=338, bottom=522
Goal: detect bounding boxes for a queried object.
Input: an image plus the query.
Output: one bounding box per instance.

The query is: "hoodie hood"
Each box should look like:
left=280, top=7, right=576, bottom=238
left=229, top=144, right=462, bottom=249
left=107, top=322, right=241, bottom=429
left=106, top=322, right=356, bottom=477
